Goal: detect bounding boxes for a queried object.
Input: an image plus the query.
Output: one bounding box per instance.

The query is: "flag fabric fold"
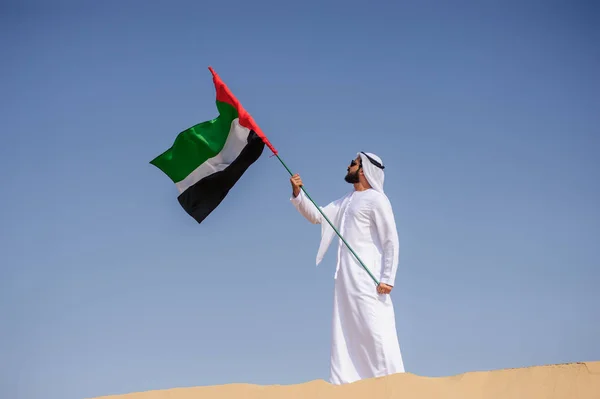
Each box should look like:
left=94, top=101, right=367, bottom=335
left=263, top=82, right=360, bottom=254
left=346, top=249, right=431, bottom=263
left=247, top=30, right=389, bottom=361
left=150, top=67, right=275, bottom=223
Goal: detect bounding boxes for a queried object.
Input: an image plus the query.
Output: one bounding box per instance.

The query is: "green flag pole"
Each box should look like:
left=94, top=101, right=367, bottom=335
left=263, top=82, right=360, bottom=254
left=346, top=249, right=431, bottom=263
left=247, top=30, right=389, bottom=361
left=273, top=153, right=380, bottom=286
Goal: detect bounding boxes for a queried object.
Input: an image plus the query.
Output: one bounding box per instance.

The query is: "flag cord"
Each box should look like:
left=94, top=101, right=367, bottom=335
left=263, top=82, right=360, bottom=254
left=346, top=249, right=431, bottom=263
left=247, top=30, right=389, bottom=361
left=274, top=153, right=380, bottom=286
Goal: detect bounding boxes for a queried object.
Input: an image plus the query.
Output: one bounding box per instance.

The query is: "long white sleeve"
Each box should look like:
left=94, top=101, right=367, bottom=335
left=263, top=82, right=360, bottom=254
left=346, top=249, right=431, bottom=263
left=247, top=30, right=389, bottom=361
left=290, top=190, right=323, bottom=224
left=291, top=190, right=349, bottom=265
left=371, top=195, right=399, bottom=286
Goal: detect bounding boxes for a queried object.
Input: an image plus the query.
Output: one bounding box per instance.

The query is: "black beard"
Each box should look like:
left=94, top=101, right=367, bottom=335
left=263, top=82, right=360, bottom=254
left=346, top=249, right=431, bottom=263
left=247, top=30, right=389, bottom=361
left=344, top=170, right=359, bottom=184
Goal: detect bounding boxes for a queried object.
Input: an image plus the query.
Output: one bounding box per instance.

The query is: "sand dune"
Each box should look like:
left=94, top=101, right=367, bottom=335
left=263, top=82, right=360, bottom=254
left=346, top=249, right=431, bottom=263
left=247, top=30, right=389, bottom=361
left=94, top=361, right=600, bottom=399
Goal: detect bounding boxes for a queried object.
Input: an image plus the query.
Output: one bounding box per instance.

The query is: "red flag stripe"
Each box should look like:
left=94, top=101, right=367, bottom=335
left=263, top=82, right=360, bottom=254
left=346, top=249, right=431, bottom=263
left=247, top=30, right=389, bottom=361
left=208, top=67, right=278, bottom=155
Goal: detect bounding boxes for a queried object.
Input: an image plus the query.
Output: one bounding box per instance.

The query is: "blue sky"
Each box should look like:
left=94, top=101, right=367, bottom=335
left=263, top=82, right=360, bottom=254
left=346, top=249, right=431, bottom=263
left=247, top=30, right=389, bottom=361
left=1, top=1, right=599, bottom=398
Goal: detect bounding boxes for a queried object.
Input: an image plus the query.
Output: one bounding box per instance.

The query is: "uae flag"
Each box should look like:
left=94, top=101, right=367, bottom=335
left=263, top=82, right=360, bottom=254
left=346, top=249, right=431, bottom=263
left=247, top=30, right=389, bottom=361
left=150, top=67, right=277, bottom=223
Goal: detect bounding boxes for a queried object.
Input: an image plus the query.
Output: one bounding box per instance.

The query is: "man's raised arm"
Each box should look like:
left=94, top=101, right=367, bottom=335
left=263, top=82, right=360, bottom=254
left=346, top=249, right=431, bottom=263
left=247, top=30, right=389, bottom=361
left=289, top=174, right=323, bottom=224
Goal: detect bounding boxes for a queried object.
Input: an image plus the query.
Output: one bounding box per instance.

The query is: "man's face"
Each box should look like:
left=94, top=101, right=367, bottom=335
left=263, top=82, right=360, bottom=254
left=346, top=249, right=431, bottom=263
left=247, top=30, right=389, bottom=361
left=344, top=156, right=361, bottom=184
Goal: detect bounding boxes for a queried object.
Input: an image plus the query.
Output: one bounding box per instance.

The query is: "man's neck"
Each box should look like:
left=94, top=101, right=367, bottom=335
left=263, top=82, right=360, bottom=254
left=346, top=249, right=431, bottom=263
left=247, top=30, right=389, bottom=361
left=353, top=182, right=371, bottom=192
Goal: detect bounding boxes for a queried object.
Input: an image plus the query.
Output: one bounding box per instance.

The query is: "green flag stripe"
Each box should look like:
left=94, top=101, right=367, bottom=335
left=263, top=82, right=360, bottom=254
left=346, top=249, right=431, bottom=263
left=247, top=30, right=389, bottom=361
left=150, top=100, right=238, bottom=183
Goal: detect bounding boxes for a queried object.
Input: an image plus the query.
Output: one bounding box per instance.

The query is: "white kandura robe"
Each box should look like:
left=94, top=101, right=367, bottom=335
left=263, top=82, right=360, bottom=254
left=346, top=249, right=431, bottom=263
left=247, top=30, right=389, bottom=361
left=291, top=188, right=404, bottom=385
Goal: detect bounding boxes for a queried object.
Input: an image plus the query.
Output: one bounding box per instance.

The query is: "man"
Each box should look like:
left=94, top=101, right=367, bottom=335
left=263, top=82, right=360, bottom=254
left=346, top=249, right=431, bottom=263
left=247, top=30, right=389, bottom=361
left=289, top=152, right=405, bottom=385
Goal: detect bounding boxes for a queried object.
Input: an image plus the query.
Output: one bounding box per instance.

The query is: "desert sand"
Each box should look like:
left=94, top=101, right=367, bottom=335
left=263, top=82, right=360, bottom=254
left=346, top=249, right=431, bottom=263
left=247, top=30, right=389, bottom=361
left=93, top=361, right=600, bottom=399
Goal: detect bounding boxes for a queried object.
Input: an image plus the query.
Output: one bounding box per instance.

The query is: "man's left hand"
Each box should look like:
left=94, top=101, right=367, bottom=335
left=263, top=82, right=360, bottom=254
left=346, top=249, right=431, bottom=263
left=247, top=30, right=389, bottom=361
left=377, top=283, right=393, bottom=294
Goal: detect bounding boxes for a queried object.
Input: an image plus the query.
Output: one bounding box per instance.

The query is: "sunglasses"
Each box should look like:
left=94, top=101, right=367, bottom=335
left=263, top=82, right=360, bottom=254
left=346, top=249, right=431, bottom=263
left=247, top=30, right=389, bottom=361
left=350, top=159, right=362, bottom=168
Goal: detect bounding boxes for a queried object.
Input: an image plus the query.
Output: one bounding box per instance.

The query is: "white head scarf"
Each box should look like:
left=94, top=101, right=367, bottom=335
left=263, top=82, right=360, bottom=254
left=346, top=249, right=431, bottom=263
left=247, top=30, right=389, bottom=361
left=358, top=152, right=385, bottom=193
